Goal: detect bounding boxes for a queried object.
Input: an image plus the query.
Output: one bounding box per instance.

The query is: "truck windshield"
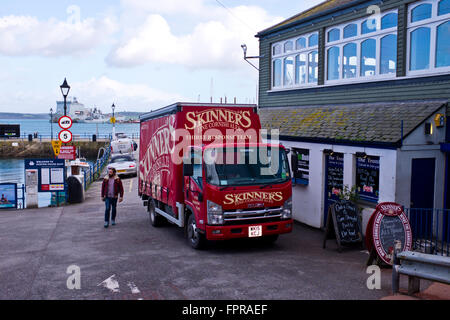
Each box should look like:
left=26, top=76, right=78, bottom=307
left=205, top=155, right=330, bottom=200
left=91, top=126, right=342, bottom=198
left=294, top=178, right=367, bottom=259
left=204, top=146, right=290, bottom=187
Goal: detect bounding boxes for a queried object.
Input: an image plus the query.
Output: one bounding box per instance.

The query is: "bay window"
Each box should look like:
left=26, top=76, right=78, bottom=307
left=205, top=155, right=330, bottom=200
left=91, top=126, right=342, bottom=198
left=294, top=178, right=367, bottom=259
left=380, top=34, right=397, bottom=74
left=325, top=10, right=397, bottom=83
left=271, top=31, right=319, bottom=89
left=327, top=47, right=340, bottom=80
left=407, top=0, right=450, bottom=75
left=410, top=27, right=431, bottom=70
left=436, top=21, right=450, bottom=67
left=343, top=43, right=357, bottom=78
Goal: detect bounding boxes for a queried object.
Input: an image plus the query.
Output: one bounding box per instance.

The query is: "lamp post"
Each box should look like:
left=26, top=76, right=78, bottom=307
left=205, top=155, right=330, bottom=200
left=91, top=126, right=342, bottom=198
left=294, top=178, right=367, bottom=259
left=60, top=78, right=70, bottom=116
left=111, top=103, right=116, bottom=140
left=50, top=107, right=53, bottom=141
left=240, top=43, right=263, bottom=71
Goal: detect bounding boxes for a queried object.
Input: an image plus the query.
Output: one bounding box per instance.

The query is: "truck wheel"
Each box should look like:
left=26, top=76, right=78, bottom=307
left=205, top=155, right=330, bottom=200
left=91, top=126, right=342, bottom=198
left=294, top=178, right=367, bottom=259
left=187, top=214, right=206, bottom=250
left=148, top=200, right=164, bottom=227
left=260, top=235, right=279, bottom=244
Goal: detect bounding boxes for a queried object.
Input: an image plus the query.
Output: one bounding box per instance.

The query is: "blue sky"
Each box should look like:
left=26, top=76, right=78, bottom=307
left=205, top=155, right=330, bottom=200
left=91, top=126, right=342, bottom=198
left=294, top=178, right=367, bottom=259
left=0, top=0, right=323, bottom=113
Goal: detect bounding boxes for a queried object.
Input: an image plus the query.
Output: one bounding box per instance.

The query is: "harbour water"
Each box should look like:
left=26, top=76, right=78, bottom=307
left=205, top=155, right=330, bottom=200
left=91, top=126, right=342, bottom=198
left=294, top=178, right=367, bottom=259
left=0, top=118, right=138, bottom=208
left=0, top=119, right=139, bottom=138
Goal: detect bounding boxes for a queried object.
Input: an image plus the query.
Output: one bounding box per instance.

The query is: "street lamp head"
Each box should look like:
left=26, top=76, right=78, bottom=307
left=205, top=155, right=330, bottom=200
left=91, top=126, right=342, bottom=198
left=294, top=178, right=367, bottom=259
left=60, top=78, right=70, bottom=97
left=241, top=44, right=247, bottom=57
left=112, top=103, right=115, bottom=110
left=50, top=107, right=53, bottom=113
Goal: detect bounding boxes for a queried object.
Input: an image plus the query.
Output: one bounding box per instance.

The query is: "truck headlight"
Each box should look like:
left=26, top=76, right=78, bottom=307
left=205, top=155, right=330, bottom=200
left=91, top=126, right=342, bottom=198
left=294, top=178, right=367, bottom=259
left=282, top=197, right=292, bottom=219
left=207, top=200, right=223, bottom=225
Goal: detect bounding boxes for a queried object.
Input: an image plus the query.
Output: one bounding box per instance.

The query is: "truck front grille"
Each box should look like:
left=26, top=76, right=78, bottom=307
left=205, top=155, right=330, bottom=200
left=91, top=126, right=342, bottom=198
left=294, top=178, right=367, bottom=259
left=223, top=206, right=283, bottom=224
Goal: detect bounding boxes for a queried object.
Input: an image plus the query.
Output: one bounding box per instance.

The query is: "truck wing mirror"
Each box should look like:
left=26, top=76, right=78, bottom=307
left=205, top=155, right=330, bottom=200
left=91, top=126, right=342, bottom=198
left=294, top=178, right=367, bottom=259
left=183, top=163, right=193, bottom=176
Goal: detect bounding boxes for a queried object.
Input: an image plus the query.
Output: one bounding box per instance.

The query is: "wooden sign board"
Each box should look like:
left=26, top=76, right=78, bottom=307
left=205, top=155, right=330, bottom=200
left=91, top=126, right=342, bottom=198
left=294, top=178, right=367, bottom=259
left=366, top=202, right=412, bottom=266
left=323, top=200, right=363, bottom=252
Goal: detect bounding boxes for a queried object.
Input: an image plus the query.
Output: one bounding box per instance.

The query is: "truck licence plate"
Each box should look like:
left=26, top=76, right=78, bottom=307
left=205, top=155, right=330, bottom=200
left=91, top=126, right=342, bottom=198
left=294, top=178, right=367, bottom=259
left=248, top=225, right=262, bottom=237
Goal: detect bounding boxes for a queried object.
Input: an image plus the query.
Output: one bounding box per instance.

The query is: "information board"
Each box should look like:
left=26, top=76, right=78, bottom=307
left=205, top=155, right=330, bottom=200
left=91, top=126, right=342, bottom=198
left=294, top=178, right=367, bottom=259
left=24, top=159, right=66, bottom=192
left=0, top=124, right=20, bottom=138
left=291, top=148, right=309, bottom=184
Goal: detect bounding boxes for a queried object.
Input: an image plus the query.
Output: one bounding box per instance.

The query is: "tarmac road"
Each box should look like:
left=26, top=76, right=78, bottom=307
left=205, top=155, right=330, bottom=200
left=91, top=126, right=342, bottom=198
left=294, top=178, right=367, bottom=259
left=0, top=175, right=425, bottom=300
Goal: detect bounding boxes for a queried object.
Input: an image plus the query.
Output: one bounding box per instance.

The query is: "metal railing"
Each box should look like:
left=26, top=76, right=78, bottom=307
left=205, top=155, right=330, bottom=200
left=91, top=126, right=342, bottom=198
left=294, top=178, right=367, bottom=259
left=404, top=208, right=450, bottom=257
left=83, top=143, right=111, bottom=190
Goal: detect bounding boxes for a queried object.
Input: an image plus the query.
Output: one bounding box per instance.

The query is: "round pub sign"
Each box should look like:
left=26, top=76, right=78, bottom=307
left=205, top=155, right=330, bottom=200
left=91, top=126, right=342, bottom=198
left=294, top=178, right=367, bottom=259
left=367, top=202, right=412, bottom=265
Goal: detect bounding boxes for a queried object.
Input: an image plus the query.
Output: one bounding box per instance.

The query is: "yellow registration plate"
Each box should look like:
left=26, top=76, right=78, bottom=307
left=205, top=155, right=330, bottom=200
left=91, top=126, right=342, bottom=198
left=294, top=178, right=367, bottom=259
left=118, top=170, right=126, bottom=173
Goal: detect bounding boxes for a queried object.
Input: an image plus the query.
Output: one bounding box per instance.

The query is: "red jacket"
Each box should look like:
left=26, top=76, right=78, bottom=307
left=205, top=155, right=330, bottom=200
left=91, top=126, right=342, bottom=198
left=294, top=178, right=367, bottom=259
left=101, top=176, right=124, bottom=198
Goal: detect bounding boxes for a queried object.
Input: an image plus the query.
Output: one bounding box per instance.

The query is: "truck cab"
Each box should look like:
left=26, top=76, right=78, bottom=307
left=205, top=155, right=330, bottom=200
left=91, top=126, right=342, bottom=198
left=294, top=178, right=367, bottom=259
left=182, top=143, right=293, bottom=248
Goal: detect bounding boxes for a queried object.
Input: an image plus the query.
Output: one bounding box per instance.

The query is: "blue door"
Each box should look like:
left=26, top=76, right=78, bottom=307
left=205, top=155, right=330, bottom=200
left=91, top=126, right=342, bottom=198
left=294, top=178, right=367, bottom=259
left=410, top=158, right=435, bottom=240
left=324, top=153, right=344, bottom=227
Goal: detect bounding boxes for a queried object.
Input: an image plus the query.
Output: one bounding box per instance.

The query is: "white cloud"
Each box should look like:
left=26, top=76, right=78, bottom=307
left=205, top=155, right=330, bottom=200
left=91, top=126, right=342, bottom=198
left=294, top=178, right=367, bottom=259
left=121, top=0, right=205, bottom=15
left=0, top=15, right=117, bottom=57
left=72, top=76, right=185, bottom=112
left=107, top=3, right=282, bottom=69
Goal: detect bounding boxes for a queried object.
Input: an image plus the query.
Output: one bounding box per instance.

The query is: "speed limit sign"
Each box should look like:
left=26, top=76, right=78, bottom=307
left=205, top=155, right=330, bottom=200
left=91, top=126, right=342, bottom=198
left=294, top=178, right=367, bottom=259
left=58, top=130, right=72, bottom=143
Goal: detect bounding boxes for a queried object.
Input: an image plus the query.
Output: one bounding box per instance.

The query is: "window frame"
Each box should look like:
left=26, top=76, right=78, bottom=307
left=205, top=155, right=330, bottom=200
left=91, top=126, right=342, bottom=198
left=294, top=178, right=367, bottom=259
left=271, top=31, right=319, bottom=90
left=407, top=0, right=450, bottom=76
left=324, top=9, right=398, bottom=85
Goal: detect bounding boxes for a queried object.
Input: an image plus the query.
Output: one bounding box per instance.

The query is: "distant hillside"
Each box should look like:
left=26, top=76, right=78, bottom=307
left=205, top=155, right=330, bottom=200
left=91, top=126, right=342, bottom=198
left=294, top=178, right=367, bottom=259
left=0, top=113, right=48, bottom=120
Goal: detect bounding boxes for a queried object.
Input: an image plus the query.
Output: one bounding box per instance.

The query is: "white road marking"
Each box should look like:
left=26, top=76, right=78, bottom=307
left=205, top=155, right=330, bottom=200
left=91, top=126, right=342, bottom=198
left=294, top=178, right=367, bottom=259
left=127, top=281, right=141, bottom=294
left=129, top=179, right=133, bottom=193
left=98, top=274, right=120, bottom=293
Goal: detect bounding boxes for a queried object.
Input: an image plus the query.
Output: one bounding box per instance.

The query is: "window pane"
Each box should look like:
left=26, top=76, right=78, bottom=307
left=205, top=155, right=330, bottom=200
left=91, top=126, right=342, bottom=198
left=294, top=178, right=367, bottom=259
left=439, top=0, right=450, bottom=15
left=380, top=34, right=397, bottom=74
left=410, top=27, right=430, bottom=70
left=309, top=34, right=318, bottom=47
left=284, top=56, right=294, bottom=86
left=381, top=13, right=398, bottom=29
left=295, top=54, right=307, bottom=84
left=327, top=47, right=340, bottom=80
left=284, top=41, right=293, bottom=53
left=343, top=43, right=357, bottom=79
left=362, top=19, right=377, bottom=34
left=328, top=28, right=340, bottom=42
left=361, top=39, right=376, bottom=76
left=411, top=4, right=432, bottom=22
left=436, top=21, right=450, bottom=67
left=296, top=37, right=306, bottom=50
left=273, top=44, right=281, bottom=56
left=343, top=24, right=357, bottom=38
left=308, top=51, right=318, bottom=83
left=273, top=59, right=281, bottom=87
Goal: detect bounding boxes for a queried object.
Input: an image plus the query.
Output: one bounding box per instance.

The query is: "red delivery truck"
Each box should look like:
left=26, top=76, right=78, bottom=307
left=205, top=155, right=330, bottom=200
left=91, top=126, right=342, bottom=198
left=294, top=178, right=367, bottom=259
left=138, top=103, right=293, bottom=249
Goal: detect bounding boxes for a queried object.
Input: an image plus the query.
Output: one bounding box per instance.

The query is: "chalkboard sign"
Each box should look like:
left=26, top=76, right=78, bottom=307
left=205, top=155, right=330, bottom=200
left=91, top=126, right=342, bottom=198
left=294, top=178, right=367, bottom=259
left=366, top=202, right=412, bottom=265
left=356, top=156, right=379, bottom=202
left=323, top=200, right=363, bottom=252
left=326, top=154, right=344, bottom=197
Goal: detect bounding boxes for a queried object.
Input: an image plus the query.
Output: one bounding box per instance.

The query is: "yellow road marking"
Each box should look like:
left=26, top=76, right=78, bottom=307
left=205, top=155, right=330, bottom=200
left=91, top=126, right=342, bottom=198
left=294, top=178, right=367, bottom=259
left=129, top=179, right=133, bottom=193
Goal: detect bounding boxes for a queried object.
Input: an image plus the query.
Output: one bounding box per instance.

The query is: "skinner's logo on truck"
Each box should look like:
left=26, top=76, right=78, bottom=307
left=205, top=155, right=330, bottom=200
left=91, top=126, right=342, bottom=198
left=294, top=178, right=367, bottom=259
left=185, top=109, right=252, bottom=130
left=223, top=191, right=283, bottom=205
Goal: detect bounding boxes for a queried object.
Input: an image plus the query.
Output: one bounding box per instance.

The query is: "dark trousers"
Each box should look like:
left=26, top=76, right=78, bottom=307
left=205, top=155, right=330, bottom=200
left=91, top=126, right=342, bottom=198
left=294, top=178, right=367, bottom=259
left=105, top=197, right=118, bottom=222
